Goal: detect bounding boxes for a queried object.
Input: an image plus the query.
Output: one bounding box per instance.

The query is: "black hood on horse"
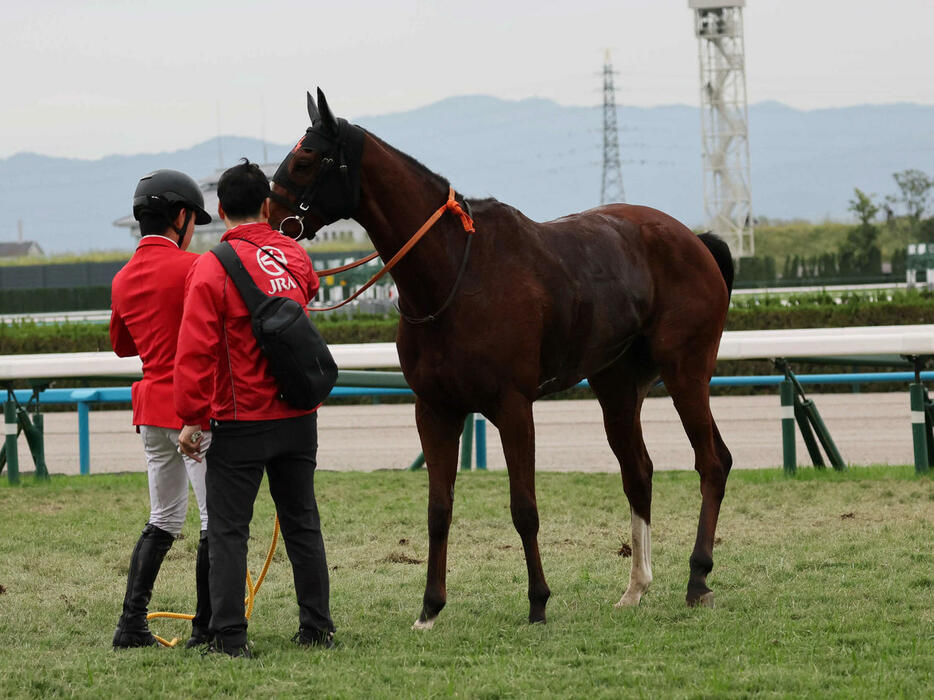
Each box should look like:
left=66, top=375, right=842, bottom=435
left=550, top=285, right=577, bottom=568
left=270, top=89, right=365, bottom=231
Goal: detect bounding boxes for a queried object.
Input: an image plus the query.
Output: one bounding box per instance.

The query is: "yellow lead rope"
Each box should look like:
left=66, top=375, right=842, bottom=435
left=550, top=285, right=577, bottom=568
left=147, top=515, right=281, bottom=647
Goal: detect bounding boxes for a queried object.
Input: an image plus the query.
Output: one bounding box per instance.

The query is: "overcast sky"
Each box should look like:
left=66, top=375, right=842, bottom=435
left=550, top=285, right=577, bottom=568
left=4, top=0, right=933, bottom=160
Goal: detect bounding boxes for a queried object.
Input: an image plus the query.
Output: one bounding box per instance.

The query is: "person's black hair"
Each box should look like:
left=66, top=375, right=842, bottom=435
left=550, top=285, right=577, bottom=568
left=217, top=158, right=270, bottom=219
left=137, top=202, right=186, bottom=236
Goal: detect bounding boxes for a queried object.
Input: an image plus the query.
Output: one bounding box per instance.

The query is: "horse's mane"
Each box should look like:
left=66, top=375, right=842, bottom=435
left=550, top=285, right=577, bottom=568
left=362, top=128, right=498, bottom=212
left=363, top=129, right=449, bottom=191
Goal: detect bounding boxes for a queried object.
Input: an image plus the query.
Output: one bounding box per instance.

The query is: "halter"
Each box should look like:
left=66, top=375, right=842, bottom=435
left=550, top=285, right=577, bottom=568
left=269, top=118, right=366, bottom=238
left=271, top=115, right=477, bottom=321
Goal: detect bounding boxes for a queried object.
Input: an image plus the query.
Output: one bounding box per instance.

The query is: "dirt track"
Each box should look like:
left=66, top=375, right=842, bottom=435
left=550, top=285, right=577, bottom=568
left=5, top=392, right=915, bottom=476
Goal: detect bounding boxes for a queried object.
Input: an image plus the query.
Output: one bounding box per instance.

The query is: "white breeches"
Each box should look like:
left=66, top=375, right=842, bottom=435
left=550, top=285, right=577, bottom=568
left=140, top=425, right=211, bottom=535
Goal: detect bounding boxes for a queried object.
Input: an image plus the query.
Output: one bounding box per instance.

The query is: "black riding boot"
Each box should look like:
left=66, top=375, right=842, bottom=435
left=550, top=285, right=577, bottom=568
left=185, top=529, right=212, bottom=648
left=112, top=523, right=174, bottom=648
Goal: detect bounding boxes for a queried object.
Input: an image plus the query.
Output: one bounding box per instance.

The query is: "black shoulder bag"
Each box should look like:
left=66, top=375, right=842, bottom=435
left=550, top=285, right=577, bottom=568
left=210, top=240, right=338, bottom=410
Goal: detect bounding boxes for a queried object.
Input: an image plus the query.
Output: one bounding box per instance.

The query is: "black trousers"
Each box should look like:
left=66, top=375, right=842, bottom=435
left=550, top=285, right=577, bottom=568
left=205, top=412, right=333, bottom=646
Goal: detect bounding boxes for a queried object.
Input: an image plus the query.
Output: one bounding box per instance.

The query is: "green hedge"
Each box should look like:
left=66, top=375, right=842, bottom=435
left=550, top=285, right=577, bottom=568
left=726, top=302, right=934, bottom=331
left=0, top=321, right=113, bottom=354
left=0, top=315, right=400, bottom=355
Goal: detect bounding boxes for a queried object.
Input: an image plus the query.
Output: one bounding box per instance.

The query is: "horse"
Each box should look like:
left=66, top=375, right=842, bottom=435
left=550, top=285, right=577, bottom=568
left=268, top=89, right=735, bottom=629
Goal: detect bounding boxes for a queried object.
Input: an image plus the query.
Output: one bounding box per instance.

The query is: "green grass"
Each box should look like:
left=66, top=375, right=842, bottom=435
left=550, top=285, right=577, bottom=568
left=1, top=468, right=932, bottom=698
left=752, top=219, right=917, bottom=263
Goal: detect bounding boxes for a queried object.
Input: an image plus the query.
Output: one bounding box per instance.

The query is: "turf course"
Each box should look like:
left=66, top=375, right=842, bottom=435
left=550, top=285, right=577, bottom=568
left=0, top=467, right=932, bottom=697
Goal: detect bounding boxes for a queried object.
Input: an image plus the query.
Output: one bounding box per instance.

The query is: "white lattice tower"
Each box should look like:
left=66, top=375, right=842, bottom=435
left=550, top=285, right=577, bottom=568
left=689, top=0, right=754, bottom=258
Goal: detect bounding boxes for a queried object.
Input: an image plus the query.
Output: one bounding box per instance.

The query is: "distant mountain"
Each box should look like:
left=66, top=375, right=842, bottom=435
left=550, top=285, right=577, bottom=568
left=2, top=98, right=932, bottom=254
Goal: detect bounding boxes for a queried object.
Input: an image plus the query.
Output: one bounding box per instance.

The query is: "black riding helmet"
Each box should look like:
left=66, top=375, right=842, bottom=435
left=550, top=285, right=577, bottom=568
left=132, top=169, right=212, bottom=225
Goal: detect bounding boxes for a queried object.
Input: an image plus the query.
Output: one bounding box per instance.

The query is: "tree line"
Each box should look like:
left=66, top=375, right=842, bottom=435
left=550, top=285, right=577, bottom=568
left=737, top=169, right=933, bottom=283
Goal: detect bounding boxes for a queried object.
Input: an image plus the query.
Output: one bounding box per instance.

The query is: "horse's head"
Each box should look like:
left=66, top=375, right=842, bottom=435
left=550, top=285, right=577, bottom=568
left=268, top=89, right=366, bottom=239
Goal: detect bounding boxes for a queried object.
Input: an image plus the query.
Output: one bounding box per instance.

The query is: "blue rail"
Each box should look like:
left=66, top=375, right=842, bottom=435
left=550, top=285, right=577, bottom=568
left=6, top=369, right=934, bottom=475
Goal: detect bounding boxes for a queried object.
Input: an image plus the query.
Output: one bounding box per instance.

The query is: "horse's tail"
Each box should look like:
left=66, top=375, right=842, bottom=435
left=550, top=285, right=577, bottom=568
left=698, top=232, right=734, bottom=302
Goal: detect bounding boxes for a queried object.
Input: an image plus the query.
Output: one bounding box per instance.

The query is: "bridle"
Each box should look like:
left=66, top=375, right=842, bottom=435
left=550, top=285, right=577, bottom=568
left=270, top=112, right=476, bottom=322
left=268, top=117, right=365, bottom=239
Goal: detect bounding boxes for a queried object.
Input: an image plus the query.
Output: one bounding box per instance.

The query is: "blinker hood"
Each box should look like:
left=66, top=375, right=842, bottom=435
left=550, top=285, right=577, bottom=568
left=273, top=117, right=365, bottom=227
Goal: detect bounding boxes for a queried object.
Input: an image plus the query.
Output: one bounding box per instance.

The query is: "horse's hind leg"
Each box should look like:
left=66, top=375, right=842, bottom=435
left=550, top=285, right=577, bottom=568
left=589, top=363, right=655, bottom=607
left=657, top=357, right=732, bottom=607
left=413, top=398, right=466, bottom=630
left=494, top=390, right=550, bottom=623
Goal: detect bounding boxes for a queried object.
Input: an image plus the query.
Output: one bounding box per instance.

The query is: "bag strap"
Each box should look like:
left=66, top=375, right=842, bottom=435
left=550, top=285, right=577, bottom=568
left=210, top=241, right=269, bottom=311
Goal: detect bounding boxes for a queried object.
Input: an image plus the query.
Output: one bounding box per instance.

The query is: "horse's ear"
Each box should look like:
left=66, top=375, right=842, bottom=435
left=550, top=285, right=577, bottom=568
left=306, top=91, right=320, bottom=124
left=316, top=87, right=339, bottom=135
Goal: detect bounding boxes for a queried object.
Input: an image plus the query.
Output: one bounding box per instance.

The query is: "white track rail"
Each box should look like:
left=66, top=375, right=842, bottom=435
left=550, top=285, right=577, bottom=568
left=1, top=326, right=933, bottom=381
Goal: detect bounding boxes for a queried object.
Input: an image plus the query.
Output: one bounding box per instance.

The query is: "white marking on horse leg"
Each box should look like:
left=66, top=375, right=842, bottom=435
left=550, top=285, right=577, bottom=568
left=616, top=511, right=653, bottom=607
left=412, top=616, right=436, bottom=631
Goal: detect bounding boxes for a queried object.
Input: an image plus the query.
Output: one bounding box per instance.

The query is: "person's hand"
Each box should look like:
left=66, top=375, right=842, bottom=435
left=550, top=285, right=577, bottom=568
left=178, top=424, right=205, bottom=462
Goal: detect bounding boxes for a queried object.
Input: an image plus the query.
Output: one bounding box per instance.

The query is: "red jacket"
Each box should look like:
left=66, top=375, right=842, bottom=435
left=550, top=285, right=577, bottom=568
left=174, top=222, right=321, bottom=424
left=110, top=236, right=205, bottom=430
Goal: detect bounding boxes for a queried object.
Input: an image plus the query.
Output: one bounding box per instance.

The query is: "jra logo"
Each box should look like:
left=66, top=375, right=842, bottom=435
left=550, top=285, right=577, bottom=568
left=268, top=276, right=298, bottom=294
left=257, top=247, right=287, bottom=275
left=256, top=246, right=298, bottom=294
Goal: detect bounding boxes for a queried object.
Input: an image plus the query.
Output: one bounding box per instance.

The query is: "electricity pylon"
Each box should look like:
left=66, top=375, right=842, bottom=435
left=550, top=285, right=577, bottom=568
left=601, top=50, right=626, bottom=205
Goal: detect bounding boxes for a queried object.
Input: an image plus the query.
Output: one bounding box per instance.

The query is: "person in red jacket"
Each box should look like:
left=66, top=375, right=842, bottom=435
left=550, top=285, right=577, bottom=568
left=175, top=159, right=334, bottom=658
left=110, top=169, right=214, bottom=649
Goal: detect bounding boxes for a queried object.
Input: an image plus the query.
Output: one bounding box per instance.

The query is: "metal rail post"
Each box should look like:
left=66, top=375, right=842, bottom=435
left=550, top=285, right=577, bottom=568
left=924, top=391, right=934, bottom=469
left=77, top=400, right=91, bottom=476
left=910, top=383, right=930, bottom=474
left=19, top=408, right=49, bottom=480
left=780, top=378, right=796, bottom=474
left=801, top=399, right=846, bottom=469
left=407, top=452, right=426, bottom=471
left=475, top=416, right=487, bottom=470
left=777, top=360, right=846, bottom=472
left=907, top=356, right=931, bottom=475
left=793, top=395, right=825, bottom=468
left=460, top=414, right=474, bottom=471
left=4, top=393, right=19, bottom=484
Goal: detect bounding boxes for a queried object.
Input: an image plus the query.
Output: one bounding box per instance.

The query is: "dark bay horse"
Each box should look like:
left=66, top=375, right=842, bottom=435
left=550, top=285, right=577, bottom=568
left=269, top=89, right=735, bottom=628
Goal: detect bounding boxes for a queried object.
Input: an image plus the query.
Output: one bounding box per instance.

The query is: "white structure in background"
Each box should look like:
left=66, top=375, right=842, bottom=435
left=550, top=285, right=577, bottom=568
left=689, top=0, right=754, bottom=258
left=113, top=163, right=370, bottom=250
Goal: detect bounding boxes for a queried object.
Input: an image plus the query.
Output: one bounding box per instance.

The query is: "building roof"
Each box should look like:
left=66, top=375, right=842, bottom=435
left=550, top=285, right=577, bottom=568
left=113, top=163, right=368, bottom=245
left=0, top=241, right=44, bottom=257
left=689, top=1, right=745, bottom=8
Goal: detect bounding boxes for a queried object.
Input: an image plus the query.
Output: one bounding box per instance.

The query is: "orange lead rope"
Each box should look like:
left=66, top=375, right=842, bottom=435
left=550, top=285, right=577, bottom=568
left=147, top=515, right=281, bottom=648
left=309, top=187, right=474, bottom=313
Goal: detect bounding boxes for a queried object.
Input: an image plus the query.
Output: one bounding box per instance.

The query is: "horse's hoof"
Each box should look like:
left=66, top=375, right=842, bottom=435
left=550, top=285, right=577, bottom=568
left=412, top=616, right=435, bottom=631
left=615, top=591, right=642, bottom=607
left=528, top=606, right=547, bottom=625
left=686, top=591, right=715, bottom=608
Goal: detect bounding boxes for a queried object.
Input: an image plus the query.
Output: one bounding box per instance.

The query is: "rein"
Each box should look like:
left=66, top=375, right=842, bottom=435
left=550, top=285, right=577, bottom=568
left=316, top=251, right=379, bottom=276
left=271, top=103, right=476, bottom=319
left=307, top=186, right=475, bottom=314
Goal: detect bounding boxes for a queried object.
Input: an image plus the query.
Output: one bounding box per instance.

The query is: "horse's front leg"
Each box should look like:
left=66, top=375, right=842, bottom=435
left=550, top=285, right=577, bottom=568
left=413, top=398, right=465, bottom=630
left=495, top=391, right=550, bottom=623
